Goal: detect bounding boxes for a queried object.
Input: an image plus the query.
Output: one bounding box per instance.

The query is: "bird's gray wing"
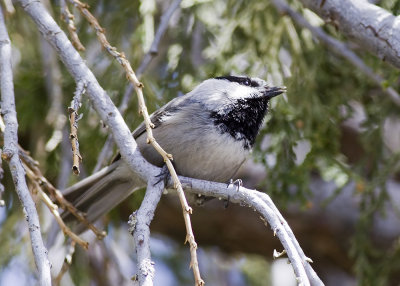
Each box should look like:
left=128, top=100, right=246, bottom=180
left=112, top=95, right=185, bottom=163
left=132, top=104, right=170, bottom=139
left=132, top=94, right=189, bottom=139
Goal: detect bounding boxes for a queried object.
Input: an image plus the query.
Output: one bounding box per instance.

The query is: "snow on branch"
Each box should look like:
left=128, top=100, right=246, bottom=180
left=0, top=6, right=51, bottom=286
left=299, top=0, right=400, bottom=69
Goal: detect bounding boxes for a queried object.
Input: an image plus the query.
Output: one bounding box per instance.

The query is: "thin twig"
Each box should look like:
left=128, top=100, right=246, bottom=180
left=0, top=117, right=5, bottom=206
left=39, top=190, right=88, bottom=248
left=18, top=0, right=152, bottom=238
left=254, top=192, right=323, bottom=285
left=16, top=1, right=322, bottom=283
left=271, top=0, right=400, bottom=107
left=23, top=162, right=89, bottom=249
left=18, top=146, right=107, bottom=240
left=252, top=198, right=310, bottom=285
left=136, top=0, right=182, bottom=75
left=68, top=1, right=203, bottom=284
left=94, top=0, right=182, bottom=172
left=68, top=81, right=86, bottom=175
left=182, top=177, right=325, bottom=286
left=299, top=0, right=400, bottom=70
left=60, top=0, right=85, bottom=51
left=0, top=6, right=51, bottom=285
left=54, top=241, right=76, bottom=286
left=2, top=0, right=15, bottom=14
left=0, top=148, right=5, bottom=207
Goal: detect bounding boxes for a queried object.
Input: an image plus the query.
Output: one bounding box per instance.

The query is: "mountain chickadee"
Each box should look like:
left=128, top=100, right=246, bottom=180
left=62, top=75, right=285, bottom=232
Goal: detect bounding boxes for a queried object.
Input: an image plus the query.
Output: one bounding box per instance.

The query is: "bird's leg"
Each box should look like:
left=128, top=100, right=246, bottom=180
left=154, top=164, right=171, bottom=187
left=224, top=195, right=230, bottom=208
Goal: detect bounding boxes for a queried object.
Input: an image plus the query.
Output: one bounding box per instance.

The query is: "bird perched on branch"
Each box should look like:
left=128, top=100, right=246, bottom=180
left=62, top=75, right=285, bottom=233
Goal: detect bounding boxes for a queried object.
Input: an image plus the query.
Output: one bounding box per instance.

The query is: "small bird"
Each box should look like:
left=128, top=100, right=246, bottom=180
left=62, top=75, right=285, bottom=232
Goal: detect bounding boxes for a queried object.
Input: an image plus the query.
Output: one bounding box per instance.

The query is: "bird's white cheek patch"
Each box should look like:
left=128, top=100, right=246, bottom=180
left=229, top=85, right=255, bottom=100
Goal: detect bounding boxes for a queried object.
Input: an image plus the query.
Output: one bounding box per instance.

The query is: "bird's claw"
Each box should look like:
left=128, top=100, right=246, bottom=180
left=154, top=164, right=170, bottom=187
left=227, top=178, right=243, bottom=192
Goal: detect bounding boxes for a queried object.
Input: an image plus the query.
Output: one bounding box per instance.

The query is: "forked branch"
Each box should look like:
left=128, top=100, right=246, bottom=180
left=66, top=0, right=203, bottom=284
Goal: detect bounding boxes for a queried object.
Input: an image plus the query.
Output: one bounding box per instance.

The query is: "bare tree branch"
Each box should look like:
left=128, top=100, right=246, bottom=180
left=17, top=0, right=156, bottom=182
left=0, top=148, right=5, bottom=207
left=272, top=0, right=400, bottom=107
left=0, top=6, right=51, bottom=286
left=181, top=177, right=324, bottom=286
left=54, top=241, right=76, bottom=286
left=68, top=80, right=86, bottom=175
left=129, top=179, right=164, bottom=286
left=2, top=0, right=15, bottom=14
left=94, top=0, right=182, bottom=172
left=60, top=0, right=85, bottom=51
left=253, top=192, right=323, bottom=285
left=23, top=161, right=89, bottom=249
left=19, top=144, right=106, bottom=239
left=65, top=1, right=203, bottom=282
left=298, top=0, right=400, bottom=69
left=16, top=0, right=323, bottom=284
left=136, top=0, right=182, bottom=75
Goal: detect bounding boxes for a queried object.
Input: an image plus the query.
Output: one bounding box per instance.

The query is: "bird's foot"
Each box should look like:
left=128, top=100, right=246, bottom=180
left=154, top=164, right=171, bottom=187
left=226, top=178, right=243, bottom=192
left=224, top=179, right=242, bottom=208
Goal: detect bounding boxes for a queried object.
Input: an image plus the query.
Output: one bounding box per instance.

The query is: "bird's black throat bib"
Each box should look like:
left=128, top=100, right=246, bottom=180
left=210, top=95, right=269, bottom=149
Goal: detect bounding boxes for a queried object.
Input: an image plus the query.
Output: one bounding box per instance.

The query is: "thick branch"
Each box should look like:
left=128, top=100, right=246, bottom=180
left=17, top=0, right=157, bottom=182
left=17, top=1, right=323, bottom=284
left=0, top=6, right=51, bottom=286
left=129, top=179, right=164, bottom=286
left=273, top=0, right=400, bottom=107
left=298, top=0, right=400, bottom=69
left=177, top=177, right=324, bottom=286
left=65, top=1, right=203, bottom=282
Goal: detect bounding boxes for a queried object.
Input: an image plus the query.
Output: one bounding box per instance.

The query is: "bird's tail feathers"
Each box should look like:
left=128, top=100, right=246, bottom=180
left=61, top=161, right=145, bottom=233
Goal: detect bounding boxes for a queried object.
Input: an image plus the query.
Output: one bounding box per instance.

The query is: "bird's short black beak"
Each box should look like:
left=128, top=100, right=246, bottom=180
left=264, top=86, right=286, bottom=98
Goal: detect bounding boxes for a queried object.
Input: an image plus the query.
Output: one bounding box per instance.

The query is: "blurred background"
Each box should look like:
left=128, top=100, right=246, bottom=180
left=1, top=0, right=400, bottom=285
